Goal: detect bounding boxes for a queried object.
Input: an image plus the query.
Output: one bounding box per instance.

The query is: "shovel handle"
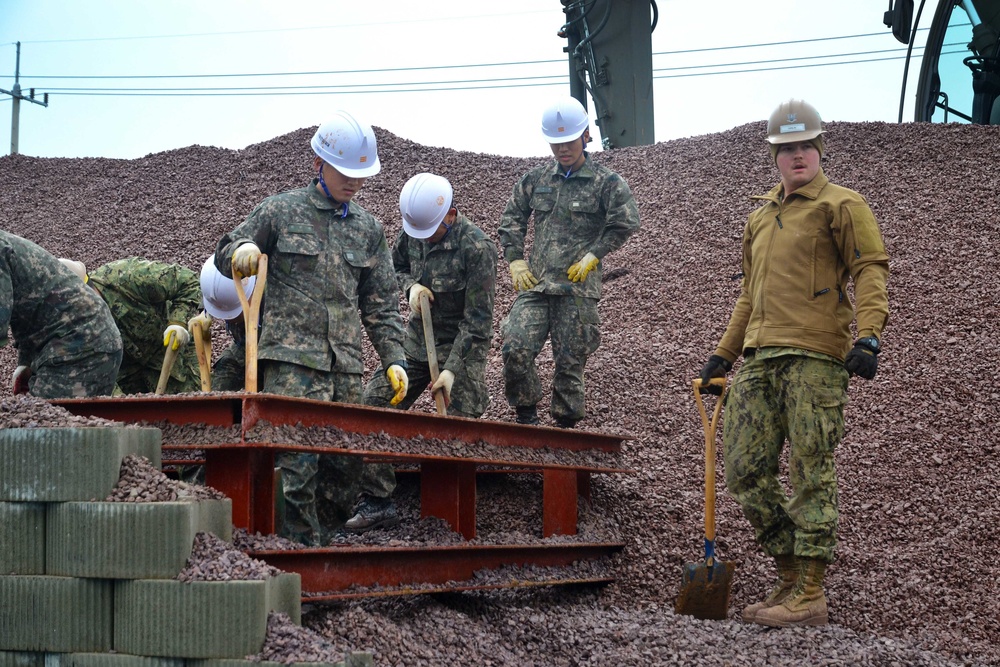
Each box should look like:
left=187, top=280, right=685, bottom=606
left=419, top=292, right=447, bottom=416
left=155, top=338, right=181, bottom=395
left=693, top=377, right=727, bottom=544
left=233, top=254, right=267, bottom=393
left=191, top=317, right=213, bottom=392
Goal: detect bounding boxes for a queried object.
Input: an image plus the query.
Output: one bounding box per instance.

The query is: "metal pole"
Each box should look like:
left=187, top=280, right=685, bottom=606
left=10, top=42, right=21, bottom=155
left=11, top=84, right=20, bottom=155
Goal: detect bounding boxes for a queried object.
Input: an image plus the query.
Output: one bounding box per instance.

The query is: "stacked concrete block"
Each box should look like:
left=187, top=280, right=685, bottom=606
left=0, top=425, right=369, bottom=667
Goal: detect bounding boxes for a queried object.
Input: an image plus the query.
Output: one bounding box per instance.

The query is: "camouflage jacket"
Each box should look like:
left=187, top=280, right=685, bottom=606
left=215, top=180, right=405, bottom=374
left=0, top=230, right=122, bottom=367
left=88, top=258, right=202, bottom=387
left=393, top=213, right=497, bottom=374
left=498, top=153, right=640, bottom=299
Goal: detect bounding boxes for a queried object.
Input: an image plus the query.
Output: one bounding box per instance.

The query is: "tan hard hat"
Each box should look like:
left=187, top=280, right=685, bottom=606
left=766, top=99, right=825, bottom=145
left=58, top=258, right=88, bottom=283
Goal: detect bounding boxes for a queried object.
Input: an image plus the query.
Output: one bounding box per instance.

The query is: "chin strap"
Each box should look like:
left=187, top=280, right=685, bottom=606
left=317, top=164, right=349, bottom=218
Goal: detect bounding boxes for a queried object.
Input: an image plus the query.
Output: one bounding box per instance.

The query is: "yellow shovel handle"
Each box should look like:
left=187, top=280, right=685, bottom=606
left=693, top=377, right=727, bottom=543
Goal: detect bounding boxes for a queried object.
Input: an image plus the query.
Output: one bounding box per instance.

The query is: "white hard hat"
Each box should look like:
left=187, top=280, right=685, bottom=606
left=200, top=255, right=256, bottom=320
left=58, top=258, right=88, bottom=282
left=541, top=96, right=589, bottom=143
left=399, top=173, right=453, bottom=240
left=310, top=110, right=381, bottom=179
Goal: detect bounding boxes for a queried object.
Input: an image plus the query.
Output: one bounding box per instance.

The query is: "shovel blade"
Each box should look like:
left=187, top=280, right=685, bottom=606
left=675, top=559, right=736, bottom=620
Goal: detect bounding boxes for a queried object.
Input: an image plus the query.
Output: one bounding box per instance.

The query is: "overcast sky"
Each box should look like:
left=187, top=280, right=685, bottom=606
left=1, top=1, right=926, bottom=160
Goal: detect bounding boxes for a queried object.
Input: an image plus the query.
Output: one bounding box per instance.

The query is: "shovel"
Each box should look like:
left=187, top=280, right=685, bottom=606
left=419, top=292, right=447, bottom=415
left=155, top=334, right=181, bottom=395
left=675, top=376, right=736, bottom=620
left=190, top=313, right=213, bottom=392
left=233, top=253, right=267, bottom=393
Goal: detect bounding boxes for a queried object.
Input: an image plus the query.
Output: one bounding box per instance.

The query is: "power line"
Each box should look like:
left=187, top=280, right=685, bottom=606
left=3, top=31, right=947, bottom=99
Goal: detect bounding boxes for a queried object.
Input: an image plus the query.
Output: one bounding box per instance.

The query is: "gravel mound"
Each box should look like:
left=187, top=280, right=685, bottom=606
left=2, top=119, right=998, bottom=665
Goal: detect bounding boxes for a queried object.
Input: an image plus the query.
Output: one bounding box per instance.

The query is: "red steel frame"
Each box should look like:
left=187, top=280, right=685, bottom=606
left=52, top=393, right=630, bottom=594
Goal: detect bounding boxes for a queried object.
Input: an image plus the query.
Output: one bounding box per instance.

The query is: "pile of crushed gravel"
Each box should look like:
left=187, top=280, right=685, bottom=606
left=177, top=532, right=282, bottom=582
left=0, top=394, right=123, bottom=428
left=2, top=118, right=998, bottom=665
left=105, top=453, right=227, bottom=502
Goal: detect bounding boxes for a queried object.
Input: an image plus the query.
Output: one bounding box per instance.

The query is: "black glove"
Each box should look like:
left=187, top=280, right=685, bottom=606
left=699, top=355, right=733, bottom=395
left=845, top=338, right=879, bottom=380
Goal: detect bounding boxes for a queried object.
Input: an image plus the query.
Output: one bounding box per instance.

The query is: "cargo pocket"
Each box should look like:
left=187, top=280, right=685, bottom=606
left=276, top=229, right=322, bottom=275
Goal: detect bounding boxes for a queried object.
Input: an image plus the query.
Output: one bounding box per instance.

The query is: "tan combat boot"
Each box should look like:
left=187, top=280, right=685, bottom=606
left=755, top=558, right=828, bottom=627
left=742, top=555, right=799, bottom=623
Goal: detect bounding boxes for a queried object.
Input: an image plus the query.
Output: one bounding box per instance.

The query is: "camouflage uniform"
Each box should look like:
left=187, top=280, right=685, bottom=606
left=0, top=230, right=122, bottom=398
left=364, top=213, right=497, bottom=418
left=88, top=258, right=202, bottom=395
left=215, top=179, right=406, bottom=546
left=498, top=153, right=640, bottom=424
left=714, top=169, right=890, bottom=563
left=211, top=333, right=246, bottom=393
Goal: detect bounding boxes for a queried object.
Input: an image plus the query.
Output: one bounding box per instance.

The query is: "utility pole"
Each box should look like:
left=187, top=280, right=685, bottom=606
left=1, top=42, right=49, bottom=155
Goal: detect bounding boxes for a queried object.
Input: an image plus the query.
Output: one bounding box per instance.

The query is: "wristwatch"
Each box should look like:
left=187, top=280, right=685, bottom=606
left=856, top=336, right=880, bottom=354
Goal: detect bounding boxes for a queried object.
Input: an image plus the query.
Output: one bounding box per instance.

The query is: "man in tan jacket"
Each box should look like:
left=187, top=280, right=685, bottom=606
left=699, top=99, right=889, bottom=627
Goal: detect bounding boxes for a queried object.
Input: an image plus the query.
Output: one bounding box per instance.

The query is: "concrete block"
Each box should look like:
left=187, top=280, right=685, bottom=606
left=45, top=653, right=183, bottom=667
left=0, top=651, right=43, bottom=667
left=113, top=574, right=300, bottom=659
left=46, top=499, right=232, bottom=579
left=0, top=576, right=112, bottom=653
left=0, top=503, right=45, bottom=575
left=0, top=428, right=162, bottom=503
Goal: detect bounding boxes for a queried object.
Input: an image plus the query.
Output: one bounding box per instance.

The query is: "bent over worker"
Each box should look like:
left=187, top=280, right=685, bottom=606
left=2, top=231, right=122, bottom=398
left=61, top=257, right=203, bottom=395
left=699, top=99, right=889, bottom=628
left=214, top=110, right=407, bottom=545
left=364, top=172, right=497, bottom=422
left=498, top=96, right=640, bottom=428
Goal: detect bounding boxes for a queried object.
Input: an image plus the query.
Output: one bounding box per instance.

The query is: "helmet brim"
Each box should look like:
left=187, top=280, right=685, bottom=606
left=402, top=218, right=440, bottom=240
left=324, top=156, right=382, bottom=179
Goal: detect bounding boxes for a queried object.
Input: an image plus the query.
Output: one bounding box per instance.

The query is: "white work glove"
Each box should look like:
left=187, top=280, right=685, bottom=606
left=12, top=365, right=31, bottom=395
left=188, top=312, right=212, bottom=333
left=386, top=364, right=409, bottom=406
left=509, top=259, right=539, bottom=292
left=431, top=369, right=455, bottom=407
left=232, top=243, right=261, bottom=277
left=163, top=324, right=191, bottom=351
left=568, top=252, right=599, bottom=283
left=408, top=283, right=433, bottom=315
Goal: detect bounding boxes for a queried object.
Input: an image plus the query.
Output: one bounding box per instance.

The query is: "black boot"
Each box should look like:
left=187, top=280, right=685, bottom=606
left=344, top=494, right=400, bottom=534
left=515, top=405, right=540, bottom=425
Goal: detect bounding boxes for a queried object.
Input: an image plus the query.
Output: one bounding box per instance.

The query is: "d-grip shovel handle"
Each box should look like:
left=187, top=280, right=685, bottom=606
left=693, top=377, right=728, bottom=553
left=233, top=254, right=267, bottom=393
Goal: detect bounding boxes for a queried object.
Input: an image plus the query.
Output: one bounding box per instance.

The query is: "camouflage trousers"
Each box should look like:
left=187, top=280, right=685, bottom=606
left=261, top=360, right=396, bottom=546
left=722, top=352, right=849, bottom=563
left=500, top=292, right=600, bottom=423
left=363, top=355, right=489, bottom=419
left=29, top=347, right=123, bottom=398
left=211, top=341, right=245, bottom=393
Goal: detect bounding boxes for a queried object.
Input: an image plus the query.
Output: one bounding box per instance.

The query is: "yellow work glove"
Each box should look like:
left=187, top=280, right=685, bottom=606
left=431, top=369, right=455, bottom=407
left=187, top=312, right=212, bottom=334
left=568, top=252, right=599, bottom=283
left=408, top=283, right=433, bottom=315
left=163, top=324, right=191, bottom=351
left=232, top=243, right=261, bottom=277
left=387, top=364, right=409, bottom=406
left=509, top=259, right=539, bottom=292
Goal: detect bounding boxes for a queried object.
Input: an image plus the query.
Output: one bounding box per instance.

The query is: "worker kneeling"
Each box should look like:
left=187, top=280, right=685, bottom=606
left=362, top=172, right=497, bottom=426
